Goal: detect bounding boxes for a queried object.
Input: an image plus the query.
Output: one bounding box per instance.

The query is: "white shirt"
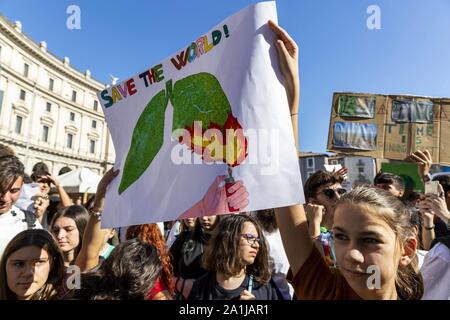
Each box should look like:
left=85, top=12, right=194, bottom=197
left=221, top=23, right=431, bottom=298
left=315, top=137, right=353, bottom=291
left=417, top=249, right=427, bottom=270
left=421, top=243, right=450, bottom=300
left=166, top=221, right=181, bottom=248
left=0, top=205, right=42, bottom=260
left=263, top=229, right=294, bottom=299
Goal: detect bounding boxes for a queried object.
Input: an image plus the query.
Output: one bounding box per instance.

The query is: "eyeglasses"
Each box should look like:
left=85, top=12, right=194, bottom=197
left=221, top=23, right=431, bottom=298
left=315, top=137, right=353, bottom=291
left=241, top=233, right=261, bottom=246
left=318, top=188, right=347, bottom=199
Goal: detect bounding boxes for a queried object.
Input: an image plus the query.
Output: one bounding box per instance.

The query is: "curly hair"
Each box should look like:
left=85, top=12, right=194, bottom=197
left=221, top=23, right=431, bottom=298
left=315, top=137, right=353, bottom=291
left=202, top=214, right=271, bottom=284
left=126, top=224, right=174, bottom=295
left=50, top=205, right=90, bottom=258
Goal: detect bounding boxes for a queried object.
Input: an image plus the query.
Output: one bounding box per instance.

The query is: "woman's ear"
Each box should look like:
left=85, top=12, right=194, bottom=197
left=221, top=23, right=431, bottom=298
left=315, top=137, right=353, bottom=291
left=399, top=237, right=417, bottom=267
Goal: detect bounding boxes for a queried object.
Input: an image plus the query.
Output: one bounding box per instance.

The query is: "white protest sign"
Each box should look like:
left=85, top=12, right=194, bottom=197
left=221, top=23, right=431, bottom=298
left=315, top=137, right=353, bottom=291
left=98, top=1, right=304, bottom=228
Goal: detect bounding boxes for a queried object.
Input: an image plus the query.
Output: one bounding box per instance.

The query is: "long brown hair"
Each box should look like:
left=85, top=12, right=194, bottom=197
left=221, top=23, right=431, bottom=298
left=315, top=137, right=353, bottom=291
left=0, top=229, right=64, bottom=300
left=126, top=224, right=174, bottom=295
left=180, top=218, right=197, bottom=233
left=337, top=186, right=424, bottom=300
left=50, top=205, right=89, bottom=258
left=202, top=214, right=271, bottom=284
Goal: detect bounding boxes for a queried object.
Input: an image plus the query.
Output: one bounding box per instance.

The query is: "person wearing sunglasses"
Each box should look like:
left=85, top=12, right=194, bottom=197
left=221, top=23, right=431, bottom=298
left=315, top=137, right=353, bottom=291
left=303, top=170, right=347, bottom=266
left=187, top=214, right=283, bottom=300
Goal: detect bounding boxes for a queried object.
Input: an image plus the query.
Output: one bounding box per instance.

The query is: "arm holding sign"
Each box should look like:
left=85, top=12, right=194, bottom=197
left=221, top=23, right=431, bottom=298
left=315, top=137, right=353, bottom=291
left=406, top=150, right=432, bottom=182
left=269, top=20, right=313, bottom=276
left=75, top=168, right=120, bottom=272
left=268, top=20, right=299, bottom=152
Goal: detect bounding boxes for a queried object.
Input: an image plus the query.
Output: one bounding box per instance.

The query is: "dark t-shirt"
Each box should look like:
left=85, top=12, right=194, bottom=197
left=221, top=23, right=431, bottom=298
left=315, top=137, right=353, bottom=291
left=188, top=271, right=282, bottom=300
left=170, top=230, right=210, bottom=280
left=435, top=217, right=450, bottom=238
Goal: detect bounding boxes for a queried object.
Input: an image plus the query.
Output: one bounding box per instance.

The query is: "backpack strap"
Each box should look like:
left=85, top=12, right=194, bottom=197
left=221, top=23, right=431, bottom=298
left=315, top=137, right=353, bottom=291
left=22, top=210, right=37, bottom=229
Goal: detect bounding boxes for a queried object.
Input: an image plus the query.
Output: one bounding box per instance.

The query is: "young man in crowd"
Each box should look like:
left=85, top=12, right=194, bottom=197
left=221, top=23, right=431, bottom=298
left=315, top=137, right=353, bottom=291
left=373, top=172, right=405, bottom=198
left=303, top=170, right=346, bottom=266
left=0, top=156, right=42, bottom=258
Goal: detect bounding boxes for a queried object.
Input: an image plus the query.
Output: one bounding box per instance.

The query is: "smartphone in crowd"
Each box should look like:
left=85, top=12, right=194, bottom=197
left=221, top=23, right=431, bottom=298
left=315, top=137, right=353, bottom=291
left=425, top=181, right=440, bottom=196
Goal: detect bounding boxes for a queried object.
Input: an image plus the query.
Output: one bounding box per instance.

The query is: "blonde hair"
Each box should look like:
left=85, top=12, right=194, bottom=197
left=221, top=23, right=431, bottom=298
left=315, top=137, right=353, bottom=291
left=337, top=186, right=423, bottom=300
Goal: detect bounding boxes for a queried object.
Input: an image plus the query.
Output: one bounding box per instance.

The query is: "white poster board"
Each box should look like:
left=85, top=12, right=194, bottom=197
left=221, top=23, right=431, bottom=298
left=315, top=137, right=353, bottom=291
left=99, top=1, right=303, bottom=227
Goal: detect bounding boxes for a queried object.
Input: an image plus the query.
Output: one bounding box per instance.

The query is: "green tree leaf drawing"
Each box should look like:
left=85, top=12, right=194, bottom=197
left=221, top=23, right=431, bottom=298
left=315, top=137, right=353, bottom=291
left=118, top=89, right=168, bottom=194
left=171, top=72, right=231, bottom=131
left=119, top=73, right=237, bottom=194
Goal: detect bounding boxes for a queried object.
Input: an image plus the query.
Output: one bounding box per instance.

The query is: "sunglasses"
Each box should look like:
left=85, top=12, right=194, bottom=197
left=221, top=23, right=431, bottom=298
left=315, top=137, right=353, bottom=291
left=318, top=188, right=347, bottom=199
left=241, top=233, right=261, bottom=246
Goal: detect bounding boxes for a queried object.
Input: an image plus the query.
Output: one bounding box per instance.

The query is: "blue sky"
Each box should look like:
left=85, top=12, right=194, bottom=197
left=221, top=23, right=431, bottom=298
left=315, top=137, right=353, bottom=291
left=1, top=0, right=449, bottom=153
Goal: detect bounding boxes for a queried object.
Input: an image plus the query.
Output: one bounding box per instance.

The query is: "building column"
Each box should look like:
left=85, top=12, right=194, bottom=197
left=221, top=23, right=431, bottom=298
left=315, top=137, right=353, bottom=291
left=0, top=77, right=10, bottom=131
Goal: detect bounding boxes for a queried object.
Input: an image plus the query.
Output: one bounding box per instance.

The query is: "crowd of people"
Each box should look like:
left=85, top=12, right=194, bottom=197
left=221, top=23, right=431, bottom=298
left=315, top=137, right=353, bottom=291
left=0, top=21, right=449, bottom=300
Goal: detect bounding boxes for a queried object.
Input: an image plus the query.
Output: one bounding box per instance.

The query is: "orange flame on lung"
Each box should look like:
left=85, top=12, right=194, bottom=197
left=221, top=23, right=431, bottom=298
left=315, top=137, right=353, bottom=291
left=177, top=113, right=248, bottom=167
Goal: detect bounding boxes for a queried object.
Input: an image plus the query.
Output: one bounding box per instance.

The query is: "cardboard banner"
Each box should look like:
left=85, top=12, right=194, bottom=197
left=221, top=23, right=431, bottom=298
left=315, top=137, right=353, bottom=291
left=440, top=99, right=450, bottom=164
left=327, top=93, right=387, bottom=159
left=328, top=92, right=449, bottom=165
left=98, top=1, right=303, bottom=228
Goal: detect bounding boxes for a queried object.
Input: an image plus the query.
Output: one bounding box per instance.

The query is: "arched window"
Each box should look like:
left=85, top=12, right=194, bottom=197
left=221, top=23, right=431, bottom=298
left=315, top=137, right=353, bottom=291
left=58, top=166, right=72, bottom=176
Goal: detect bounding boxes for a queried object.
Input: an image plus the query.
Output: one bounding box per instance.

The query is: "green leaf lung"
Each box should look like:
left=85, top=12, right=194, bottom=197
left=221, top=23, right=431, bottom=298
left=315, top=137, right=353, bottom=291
left=118, top=72, right=232, bottom=194
left=171, top=72, right=231, bottom=131
left=118, top=89, right=168, bottom=194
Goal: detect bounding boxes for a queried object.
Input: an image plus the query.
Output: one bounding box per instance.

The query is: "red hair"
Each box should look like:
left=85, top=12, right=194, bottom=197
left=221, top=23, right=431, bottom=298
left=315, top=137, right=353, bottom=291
left=126, top=224, right=174, bottom=295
